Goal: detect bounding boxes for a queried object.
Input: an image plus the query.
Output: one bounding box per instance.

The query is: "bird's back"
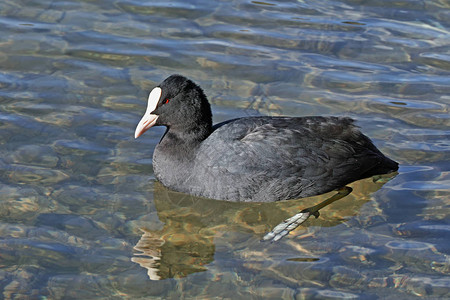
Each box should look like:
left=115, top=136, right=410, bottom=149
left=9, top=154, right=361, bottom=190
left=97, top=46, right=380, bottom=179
left=189, top=116, right=397, bottom=202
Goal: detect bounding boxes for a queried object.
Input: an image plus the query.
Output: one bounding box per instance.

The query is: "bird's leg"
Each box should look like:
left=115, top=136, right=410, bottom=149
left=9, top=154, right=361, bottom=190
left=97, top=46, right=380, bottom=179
left=263, top=186, right=353, bottom=242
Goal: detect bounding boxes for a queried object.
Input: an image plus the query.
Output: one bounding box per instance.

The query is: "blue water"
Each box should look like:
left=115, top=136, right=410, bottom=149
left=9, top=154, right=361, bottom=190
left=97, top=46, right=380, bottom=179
left=0, top=0, right=449, bottom=298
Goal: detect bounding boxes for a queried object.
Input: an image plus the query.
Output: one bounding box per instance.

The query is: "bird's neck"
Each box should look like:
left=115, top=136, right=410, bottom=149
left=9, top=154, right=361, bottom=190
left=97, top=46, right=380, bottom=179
left=153, top=123, right=212, bottom=191
left=159, top=122, right=212, bottom=154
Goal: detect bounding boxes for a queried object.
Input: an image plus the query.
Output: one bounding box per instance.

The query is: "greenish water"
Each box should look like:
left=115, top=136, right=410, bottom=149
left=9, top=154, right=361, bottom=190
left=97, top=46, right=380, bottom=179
left=0, top=0, right=449, bottom=298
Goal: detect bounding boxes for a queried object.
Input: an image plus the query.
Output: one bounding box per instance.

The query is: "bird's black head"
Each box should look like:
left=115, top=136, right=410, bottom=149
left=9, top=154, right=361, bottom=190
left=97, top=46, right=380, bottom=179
left=135, top=75, right=213, bottom=139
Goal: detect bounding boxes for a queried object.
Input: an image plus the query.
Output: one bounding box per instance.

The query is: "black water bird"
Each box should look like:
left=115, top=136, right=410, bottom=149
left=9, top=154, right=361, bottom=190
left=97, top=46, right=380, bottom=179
left=135, top=75, right=398, bottom=241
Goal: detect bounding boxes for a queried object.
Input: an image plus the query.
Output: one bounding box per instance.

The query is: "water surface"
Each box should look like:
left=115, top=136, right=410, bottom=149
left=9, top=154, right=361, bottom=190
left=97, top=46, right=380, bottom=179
left=0, top=0, right=449, bottom=298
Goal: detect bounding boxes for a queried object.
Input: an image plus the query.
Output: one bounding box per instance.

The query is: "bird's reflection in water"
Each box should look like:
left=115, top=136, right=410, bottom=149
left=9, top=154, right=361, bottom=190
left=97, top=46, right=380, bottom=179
left=132, top=175, right=395, bottom=280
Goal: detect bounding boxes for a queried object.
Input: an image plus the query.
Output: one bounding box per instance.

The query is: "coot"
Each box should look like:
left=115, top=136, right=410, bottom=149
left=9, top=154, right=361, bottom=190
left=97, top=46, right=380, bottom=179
left=135, top=75, right=398, bottom=203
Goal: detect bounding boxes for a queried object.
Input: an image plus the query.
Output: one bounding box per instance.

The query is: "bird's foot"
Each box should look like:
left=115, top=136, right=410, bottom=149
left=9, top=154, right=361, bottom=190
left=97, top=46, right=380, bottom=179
left=262, top=209, right=316, bottom=242
left=262, top=186, right=352, bottom=242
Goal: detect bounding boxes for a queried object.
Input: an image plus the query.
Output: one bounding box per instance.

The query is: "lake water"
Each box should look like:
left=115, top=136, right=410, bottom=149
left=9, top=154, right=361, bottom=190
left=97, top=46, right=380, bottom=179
left=0, top=0, right=449, bottom=298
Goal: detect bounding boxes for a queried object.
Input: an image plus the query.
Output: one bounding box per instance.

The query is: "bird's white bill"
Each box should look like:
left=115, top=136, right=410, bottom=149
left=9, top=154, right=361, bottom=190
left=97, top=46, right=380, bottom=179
left=135, top=114, right=159, bottom=138
left=134, top=87, right=161, bottom=138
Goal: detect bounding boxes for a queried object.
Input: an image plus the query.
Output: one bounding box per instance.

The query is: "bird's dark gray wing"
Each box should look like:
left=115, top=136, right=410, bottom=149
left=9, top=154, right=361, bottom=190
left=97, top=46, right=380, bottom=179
left=192, top=117, right=382, bottom=201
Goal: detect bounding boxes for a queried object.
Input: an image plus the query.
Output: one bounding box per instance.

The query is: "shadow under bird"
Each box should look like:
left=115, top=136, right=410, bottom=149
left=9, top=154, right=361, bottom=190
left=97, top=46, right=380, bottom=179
left=134, top=75, right=398, bottom=241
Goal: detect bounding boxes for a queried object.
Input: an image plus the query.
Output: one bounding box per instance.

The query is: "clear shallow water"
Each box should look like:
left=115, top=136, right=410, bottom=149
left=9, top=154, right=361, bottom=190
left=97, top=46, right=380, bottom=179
left=0, top=0, right=449, bottom=298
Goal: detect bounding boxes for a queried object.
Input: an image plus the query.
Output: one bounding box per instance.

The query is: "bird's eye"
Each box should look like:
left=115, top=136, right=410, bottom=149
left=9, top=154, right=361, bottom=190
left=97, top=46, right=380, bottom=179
left=162, top=98, right=170, bottom=105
